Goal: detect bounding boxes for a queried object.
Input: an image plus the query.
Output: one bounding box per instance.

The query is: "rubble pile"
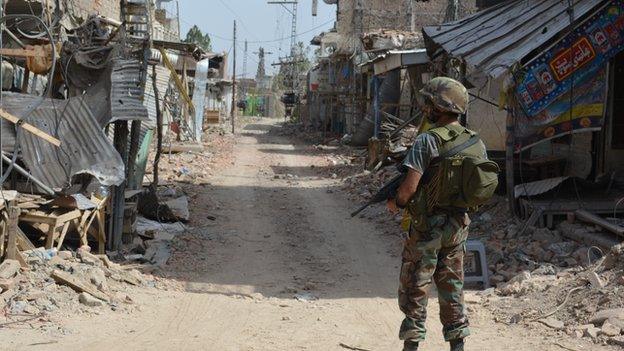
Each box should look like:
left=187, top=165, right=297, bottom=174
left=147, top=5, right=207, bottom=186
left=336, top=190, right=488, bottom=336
left=479, top=243, right=624, bottom=347
left=343, top=166, right=400, bottom=201
left=0, top=246, right=170, bottom=323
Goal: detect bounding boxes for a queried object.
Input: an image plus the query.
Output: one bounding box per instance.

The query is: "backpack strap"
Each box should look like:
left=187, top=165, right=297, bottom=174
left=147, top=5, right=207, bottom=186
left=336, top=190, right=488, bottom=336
left=430, top=134, right=481, bottom=165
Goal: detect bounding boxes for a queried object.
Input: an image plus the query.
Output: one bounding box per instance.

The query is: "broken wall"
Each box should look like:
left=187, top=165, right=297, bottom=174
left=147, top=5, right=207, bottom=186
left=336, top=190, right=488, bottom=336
left=68, top=0, right=121, bottom=21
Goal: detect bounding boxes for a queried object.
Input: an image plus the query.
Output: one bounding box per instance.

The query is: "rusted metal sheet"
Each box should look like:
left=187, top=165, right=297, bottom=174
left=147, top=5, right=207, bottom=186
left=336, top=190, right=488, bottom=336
left=110, top=59, right=150, bottom=123
left=423, top=0, right=606, bottom=80
left=0, top=92, right=124, bottom=190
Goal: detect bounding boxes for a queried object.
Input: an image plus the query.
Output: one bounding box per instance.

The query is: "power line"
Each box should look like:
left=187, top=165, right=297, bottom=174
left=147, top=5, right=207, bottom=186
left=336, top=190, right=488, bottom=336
left=246, top=18, right=333, bottom=43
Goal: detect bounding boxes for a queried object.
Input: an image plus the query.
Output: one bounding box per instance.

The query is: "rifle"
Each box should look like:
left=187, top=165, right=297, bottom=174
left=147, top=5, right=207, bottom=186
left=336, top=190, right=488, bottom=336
left=350, top=172, right=406, bottom=217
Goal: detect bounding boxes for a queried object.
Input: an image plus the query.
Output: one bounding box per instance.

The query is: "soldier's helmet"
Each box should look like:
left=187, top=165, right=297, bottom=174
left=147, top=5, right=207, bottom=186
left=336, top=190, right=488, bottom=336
left=419, top=77, right=469, bottom=115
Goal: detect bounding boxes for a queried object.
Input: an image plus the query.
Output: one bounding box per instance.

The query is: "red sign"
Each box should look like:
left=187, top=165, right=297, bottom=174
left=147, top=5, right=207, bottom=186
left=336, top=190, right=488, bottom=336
left=549, top=37, right=596, bottom=81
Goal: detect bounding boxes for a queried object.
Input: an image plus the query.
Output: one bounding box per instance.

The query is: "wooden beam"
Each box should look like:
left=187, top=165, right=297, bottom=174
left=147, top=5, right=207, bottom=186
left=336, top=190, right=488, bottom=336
left=0, top=48, right=48, bottom=58
left=5, top=206, right=19, bottom=260
left=51, top=269, right=110, bottom=302
left=0, top=109, right=61, bottom=147
left=575, top=209, right=624, bottom=237
left=158, top=47, right=195, bottom=115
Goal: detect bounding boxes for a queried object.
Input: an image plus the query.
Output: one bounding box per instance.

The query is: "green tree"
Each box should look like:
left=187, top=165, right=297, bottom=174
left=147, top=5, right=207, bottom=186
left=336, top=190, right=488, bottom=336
left=183, top=25, right=212, bottom=52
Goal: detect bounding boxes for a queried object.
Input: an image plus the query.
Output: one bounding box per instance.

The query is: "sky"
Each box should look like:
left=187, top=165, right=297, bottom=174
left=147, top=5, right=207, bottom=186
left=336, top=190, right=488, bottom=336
left=159, top=0, right=337, bottom=78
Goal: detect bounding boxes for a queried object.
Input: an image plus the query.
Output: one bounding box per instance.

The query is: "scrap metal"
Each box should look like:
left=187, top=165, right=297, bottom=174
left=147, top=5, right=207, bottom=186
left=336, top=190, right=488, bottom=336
left=422, top=0, right=605, bottom=81
left=0, top=92, right=125, bottom=190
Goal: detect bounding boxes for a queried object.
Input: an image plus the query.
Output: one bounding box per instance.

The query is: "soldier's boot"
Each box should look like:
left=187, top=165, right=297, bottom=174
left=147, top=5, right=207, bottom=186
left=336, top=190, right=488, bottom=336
left=403, top=340, right=419, bottom=351
left=449, top=338, right=464, bottom=351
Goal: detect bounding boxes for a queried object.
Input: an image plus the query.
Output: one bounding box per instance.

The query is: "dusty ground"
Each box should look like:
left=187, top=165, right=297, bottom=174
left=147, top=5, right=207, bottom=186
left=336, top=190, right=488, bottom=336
left=0, top=119, right=613, bottom=351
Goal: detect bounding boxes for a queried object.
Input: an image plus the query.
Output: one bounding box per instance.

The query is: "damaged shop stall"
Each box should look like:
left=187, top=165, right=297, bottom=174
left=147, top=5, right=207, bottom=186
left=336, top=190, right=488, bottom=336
left=307, top=30, right=369, bottom=138
left=152, top=43, right=227, bottom=143
left=356, top=48, right=429, bottom=170
left=0, top=11, right=136, bottom=262
left=421, top=0, right=624, bottom=242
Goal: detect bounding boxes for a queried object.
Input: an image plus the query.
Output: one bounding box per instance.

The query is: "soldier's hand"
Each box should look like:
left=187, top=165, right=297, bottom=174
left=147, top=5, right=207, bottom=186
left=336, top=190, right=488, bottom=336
left=387, top=198, right=400, bottom=215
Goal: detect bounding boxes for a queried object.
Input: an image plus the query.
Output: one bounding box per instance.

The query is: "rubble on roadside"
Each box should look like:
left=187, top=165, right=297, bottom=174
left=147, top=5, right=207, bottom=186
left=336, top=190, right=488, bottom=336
left=281, top=119, right=624, bottom=346
left=0, top=245, right=179, bottom=327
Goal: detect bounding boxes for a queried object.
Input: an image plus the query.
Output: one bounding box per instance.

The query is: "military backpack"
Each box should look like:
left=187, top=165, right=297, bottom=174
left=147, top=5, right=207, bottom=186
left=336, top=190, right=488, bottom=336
left=408, top=124, right=499, bottom=218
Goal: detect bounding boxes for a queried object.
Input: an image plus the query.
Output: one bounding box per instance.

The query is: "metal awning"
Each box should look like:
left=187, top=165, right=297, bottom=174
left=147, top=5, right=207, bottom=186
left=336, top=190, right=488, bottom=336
left=370, top=49, right=429, bottom=75
left=423, top=0, right=607, bottom=81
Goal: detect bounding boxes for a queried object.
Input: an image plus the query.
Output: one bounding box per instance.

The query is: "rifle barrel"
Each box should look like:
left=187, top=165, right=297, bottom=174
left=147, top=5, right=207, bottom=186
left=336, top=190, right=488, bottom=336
left=350, top=202, right=372, bottom=217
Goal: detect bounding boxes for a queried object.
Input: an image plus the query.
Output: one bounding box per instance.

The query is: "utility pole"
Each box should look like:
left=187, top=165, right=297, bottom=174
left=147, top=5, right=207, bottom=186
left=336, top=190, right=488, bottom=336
left=230, top=20, right=237, bottom=134
left=242, top=40, right=248, bottom=95
left=267, top=0, right=299, bottom=93
left=176, top=0, right=181, bottom=40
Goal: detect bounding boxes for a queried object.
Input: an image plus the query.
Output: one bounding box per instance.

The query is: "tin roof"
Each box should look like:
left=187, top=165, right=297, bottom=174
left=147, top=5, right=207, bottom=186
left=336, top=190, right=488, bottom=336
left=1, top=92, right=124, bottom=190
left=422, top=0, right=607, bottom=80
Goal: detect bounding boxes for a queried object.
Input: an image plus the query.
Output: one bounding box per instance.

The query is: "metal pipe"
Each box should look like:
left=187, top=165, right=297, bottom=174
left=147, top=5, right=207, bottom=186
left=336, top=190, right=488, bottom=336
left=1, top=153, right=55, bottom=195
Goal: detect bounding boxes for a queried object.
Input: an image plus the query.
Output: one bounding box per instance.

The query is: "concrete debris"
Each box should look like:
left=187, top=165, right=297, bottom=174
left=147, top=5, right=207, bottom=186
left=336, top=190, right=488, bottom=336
left=0, top=239, right=173, bottom=331
left=291, top=120, right=624, bottom=347
left=361, top=29, right=423, bottom=51
left=79, top=292, right=105, bottom=307
left=610, top=335, right=624, bottom=347
left=583, top=325, right=600, bottom=339
left=600, top=320, right=621, bottom=337
left=164, top=196, right=190, bottom=222
left=0, top=259, right=21, bottom=279
left=590, top=309, right=624, bottom=325
left=539, top=317, right=564, bottom=330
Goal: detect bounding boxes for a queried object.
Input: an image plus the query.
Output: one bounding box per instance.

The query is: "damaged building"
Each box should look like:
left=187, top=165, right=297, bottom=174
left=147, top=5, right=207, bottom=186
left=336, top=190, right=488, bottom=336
left=419, top=0, right=624, bottom=233
left=0, top=0, right=228, bottom=264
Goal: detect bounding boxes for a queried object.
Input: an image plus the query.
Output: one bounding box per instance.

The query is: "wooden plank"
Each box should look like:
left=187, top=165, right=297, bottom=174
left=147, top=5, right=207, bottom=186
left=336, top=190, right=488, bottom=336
left=15, top=251, right=28, bottom=268
left=44, top=224, right=56, bottom=250
left=575, top=209, right=624, bottom=237
left=5, top=207, right=19, bottom=260
left=50, top=269, right=110, bottom=302
left=20, top=213, right=58, bottom=225
left=0, top=47, right=48, bottom=58
left=0, top=109, right=61, bottom=147
left=55, top=221, right=71, bottom=250
left=55, top=209, right=82, bottom=223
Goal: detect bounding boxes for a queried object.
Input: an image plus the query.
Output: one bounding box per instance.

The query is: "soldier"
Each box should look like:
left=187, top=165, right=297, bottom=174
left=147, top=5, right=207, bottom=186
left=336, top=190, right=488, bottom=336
left=387, top=77, right=487, bottom=351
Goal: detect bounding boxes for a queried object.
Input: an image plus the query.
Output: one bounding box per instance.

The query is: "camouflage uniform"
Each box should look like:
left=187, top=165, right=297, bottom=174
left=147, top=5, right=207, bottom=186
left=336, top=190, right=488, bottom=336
left=398, top=77, right=473, bottom=344
left=398, top=212, right=471, bottom=342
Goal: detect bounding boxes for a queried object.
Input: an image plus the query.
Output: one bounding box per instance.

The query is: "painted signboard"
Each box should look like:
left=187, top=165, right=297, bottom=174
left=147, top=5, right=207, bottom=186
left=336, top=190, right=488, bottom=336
left=515, top=1, right=624, bottom=117
left=514, top=67, right=606, bottom=151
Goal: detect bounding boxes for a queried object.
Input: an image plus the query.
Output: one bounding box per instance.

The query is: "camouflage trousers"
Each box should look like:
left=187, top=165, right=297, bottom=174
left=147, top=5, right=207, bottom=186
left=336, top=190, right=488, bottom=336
left=398, top=212, right=470, bottom=343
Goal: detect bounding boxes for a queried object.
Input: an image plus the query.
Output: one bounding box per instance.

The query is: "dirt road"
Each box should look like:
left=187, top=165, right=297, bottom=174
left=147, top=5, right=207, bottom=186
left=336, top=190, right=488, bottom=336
left=2, top=119, right=604, bottom=351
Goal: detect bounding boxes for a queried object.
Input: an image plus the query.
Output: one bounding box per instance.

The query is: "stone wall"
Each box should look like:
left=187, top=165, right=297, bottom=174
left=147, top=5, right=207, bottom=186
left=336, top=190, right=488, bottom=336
left=336, top=0, right=475, bottom=37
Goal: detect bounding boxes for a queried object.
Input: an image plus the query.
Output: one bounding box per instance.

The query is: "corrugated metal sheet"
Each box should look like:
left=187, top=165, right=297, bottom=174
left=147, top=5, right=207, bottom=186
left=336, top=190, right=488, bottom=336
left=514, top=176, right=569, bottom=198
left=0, top=92, right=124, bottom=189
left=144, top=64, right=172, bottom=127
left=423, top=0, right=607, bottom=80
left=191, top=58, right=210, bottom=141
left=110, top=59, right=150, bottom=123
